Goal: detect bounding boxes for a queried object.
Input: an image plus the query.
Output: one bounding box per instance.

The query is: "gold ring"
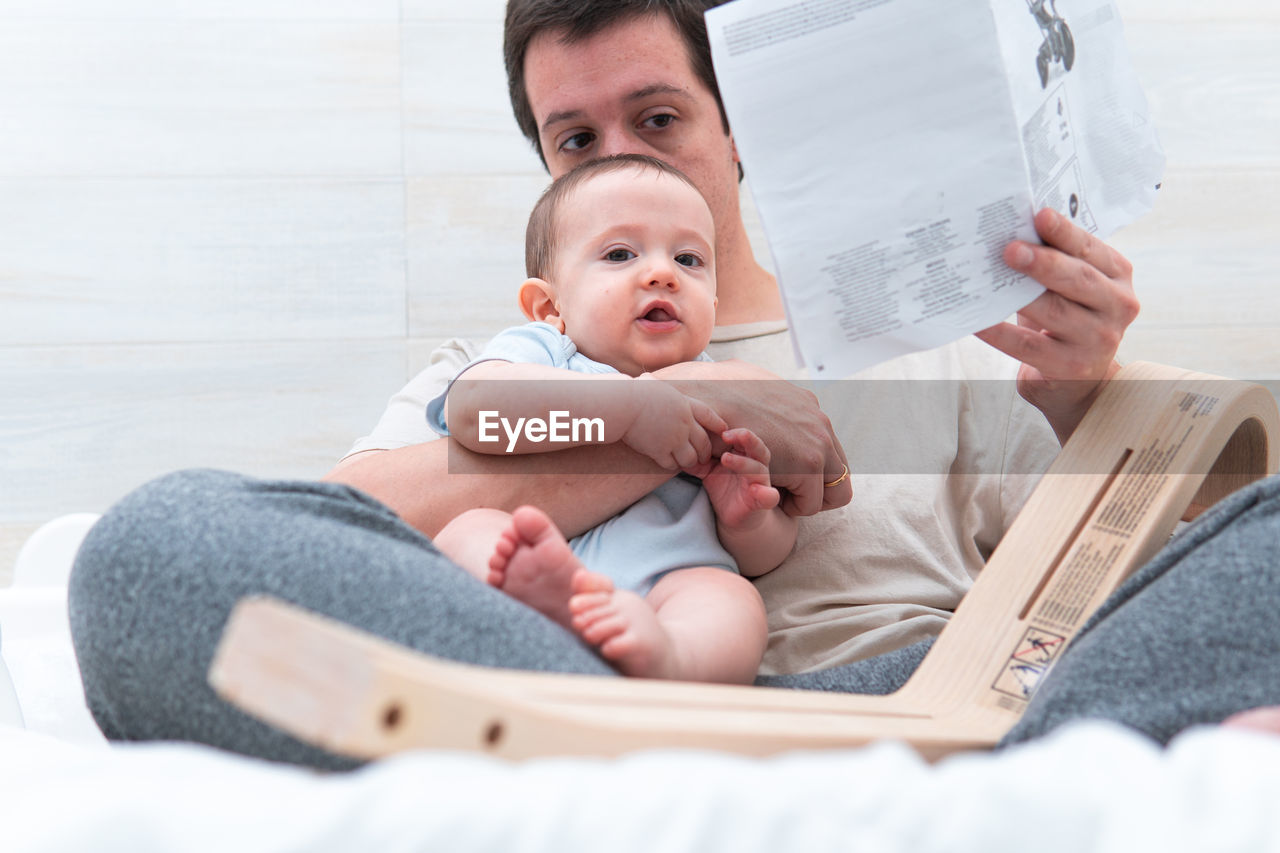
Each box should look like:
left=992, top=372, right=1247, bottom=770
left=824, top=463, right=850, bottom=489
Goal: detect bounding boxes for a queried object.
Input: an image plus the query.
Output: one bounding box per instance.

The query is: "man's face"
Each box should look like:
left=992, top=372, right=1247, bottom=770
left=545, top=168, right=717, bottom=376
left=522, top=13, right=741, bottom=249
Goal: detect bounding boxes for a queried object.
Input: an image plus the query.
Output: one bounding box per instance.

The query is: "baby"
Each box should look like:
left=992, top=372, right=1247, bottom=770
left=430, top=154, right=797, bottom=684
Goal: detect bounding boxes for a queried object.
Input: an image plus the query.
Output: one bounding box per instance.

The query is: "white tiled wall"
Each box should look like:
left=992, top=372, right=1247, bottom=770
left=1, top=0, right=1277, bottom=536
left=1107, top=0, right=1280, bottom=377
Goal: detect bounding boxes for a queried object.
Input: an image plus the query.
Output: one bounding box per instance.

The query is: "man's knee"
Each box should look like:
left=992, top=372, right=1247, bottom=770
left=70, top=469, right=241, bottom=600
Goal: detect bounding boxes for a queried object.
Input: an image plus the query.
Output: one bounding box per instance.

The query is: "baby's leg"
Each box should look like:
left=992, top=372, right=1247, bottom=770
left=569, top=568, right=767, bottom=683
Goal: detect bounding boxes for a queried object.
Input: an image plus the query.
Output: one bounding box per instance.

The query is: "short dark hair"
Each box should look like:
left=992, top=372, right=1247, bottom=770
left=504, top=0, right=730, bottom=168
left=525, top=153, right=703, bottom=280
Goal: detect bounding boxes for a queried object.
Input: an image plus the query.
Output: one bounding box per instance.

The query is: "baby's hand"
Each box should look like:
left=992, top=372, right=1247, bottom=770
left=621, top=375, right=726, bottom=470
left=694, top=428, right=781, bottom=530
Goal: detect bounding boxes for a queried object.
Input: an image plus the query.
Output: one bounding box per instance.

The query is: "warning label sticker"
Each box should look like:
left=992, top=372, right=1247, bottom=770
left=992, top=627, right=1067, bottom=700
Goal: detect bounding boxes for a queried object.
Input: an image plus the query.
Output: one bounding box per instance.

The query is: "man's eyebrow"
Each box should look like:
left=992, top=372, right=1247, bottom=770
left=539, top=84, right=690, bottom=134
left=541, top=108, right=583, bottom=134
left=626, top=83, right=686, bottom=102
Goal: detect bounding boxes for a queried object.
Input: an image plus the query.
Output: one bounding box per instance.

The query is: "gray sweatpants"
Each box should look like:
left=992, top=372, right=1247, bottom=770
left=68, top=469, right=1280, bottom=769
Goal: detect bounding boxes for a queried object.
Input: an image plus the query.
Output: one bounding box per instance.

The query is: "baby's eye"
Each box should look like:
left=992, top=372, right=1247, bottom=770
left=675, top=253, right=702, bottom=268
left=606, top=248, right=635, bottom=262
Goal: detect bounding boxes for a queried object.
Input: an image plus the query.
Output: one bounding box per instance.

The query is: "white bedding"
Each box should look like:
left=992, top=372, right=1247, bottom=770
left=4, top=517, right=1280, bottom=852
left=3, top=721, right=1280, bottom=852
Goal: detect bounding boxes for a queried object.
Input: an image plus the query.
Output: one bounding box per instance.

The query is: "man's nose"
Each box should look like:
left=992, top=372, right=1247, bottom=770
left=597, top=128, right=652, bottom=159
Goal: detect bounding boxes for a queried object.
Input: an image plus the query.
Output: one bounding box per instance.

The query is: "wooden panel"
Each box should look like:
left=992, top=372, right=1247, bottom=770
left=0, top=1, right=398, bottom=18
left=402, top=0, right=505, bottom=21
left=0, top=341, right=407, bottom=521
left=1109, top=169, right=1280, bottom=328
left=0, top=20, right=401, bottom=177
left=1105, top=9, right=1280, bottom=383
left=0, top=524, right=40, bottom=587
left=1119, top=329, right=1280, bottom=383
left=0, top=178, right=406, bottom=346
left=406, top=174, right=548, bottom=341
left=406, top=337, right=453, bottom=380
left=1124, top=21, right=1280, bottom=167
left=402, top=19, right=545, bottom=177
left=1119, top=0, right=1280, bottom=22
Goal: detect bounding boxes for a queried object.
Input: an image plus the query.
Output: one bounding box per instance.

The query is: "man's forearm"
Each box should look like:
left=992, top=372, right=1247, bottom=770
left=323, top=439, right=669, bottom=539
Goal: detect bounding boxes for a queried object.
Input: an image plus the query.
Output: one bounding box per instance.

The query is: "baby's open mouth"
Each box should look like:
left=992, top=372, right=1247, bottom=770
left=642, top=306, right=676, bottom=323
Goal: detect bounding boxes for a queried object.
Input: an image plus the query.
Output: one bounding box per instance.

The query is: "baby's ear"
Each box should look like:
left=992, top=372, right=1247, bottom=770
left=518, top=278, right=565, bottom=332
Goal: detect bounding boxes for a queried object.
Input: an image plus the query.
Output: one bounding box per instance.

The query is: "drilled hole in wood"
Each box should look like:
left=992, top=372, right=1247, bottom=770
left=484, top=720, right=504, bottom=747
left=381, top=702, right=403, bottom=731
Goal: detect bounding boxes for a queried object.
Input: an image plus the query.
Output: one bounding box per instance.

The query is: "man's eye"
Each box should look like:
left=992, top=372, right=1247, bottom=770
left=642, top=114, right=675, bottom=130
left=675, top=253, right=702, bottom=268
left=606, top=248, right=635, bottom=262
left=560, top=131, right=595, bottom=152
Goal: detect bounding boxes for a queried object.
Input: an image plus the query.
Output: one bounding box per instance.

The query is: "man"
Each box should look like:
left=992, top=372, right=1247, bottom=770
left=330, top=0, right=1134, bottom=672
left=69, top=0, right=1280, bottom=768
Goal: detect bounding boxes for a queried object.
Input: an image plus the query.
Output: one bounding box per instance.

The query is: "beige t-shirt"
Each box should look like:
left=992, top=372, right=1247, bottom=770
left=346, top=322, right=1059, bottom=674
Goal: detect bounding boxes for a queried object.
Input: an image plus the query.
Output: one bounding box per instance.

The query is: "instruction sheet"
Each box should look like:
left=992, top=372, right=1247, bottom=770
left=706, top=0, right=1164, bottom=376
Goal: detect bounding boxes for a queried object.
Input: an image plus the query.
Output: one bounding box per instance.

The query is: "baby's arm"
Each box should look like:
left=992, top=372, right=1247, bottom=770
left=446, top=360, right=725, bottom=470
left=691, top=428, right=799, bottom=578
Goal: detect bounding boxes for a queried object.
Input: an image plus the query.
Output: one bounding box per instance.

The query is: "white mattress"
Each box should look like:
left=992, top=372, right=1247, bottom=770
left=4, top=517, right=1280, bottom=851
left=3, top=721, right=1280, bottom=852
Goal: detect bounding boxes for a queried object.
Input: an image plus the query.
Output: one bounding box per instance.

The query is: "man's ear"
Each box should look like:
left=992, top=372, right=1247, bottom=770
left=518, top=277, right=565, bottom=332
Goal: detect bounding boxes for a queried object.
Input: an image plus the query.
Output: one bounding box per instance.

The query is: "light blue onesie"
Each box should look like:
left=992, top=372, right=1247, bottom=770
left=427, top=321, right=737, bottom=594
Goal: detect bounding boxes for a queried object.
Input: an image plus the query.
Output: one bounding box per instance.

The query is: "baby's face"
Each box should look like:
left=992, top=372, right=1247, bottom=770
left=549, top=169, right=717, bottom=376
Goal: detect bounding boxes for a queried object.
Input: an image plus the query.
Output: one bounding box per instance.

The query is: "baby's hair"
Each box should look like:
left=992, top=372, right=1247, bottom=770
left=525, top=154, right=703, bottom=281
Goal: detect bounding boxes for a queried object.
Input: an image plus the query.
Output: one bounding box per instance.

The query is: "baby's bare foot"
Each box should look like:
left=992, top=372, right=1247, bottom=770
left=487, top=506, right=585, bottom=629
left=569, top=571, right=678, bottom=679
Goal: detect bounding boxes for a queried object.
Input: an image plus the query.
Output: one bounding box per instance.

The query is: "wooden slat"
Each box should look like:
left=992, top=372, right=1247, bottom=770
left=0, top=20, right=401, bottom=177
left=1125, top=21, right=1280, bottom=167
left=0, top=178, right=406, bottom=346
left=402, top=19, right=545, bottom=177
left=1120, top=330, right=1280, bottom=383
left=406, top=174, right=546, bottom=340
left=1118, top=0, right=1280, bottom=22
left=0, top=1, right=399, bottom=18
left=402, top=0, right=506, bottom=21
left=0, top=341, right=406, bottom=520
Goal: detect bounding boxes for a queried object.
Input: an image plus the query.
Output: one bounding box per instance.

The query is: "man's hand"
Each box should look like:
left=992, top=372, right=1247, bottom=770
left=686, top=428, right=780, bottom=530
left=621, top=375, right=726, bottom=470
left=654, top=359, right=851, bottom=517
left=975, top=208, right=1140, bottom=443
